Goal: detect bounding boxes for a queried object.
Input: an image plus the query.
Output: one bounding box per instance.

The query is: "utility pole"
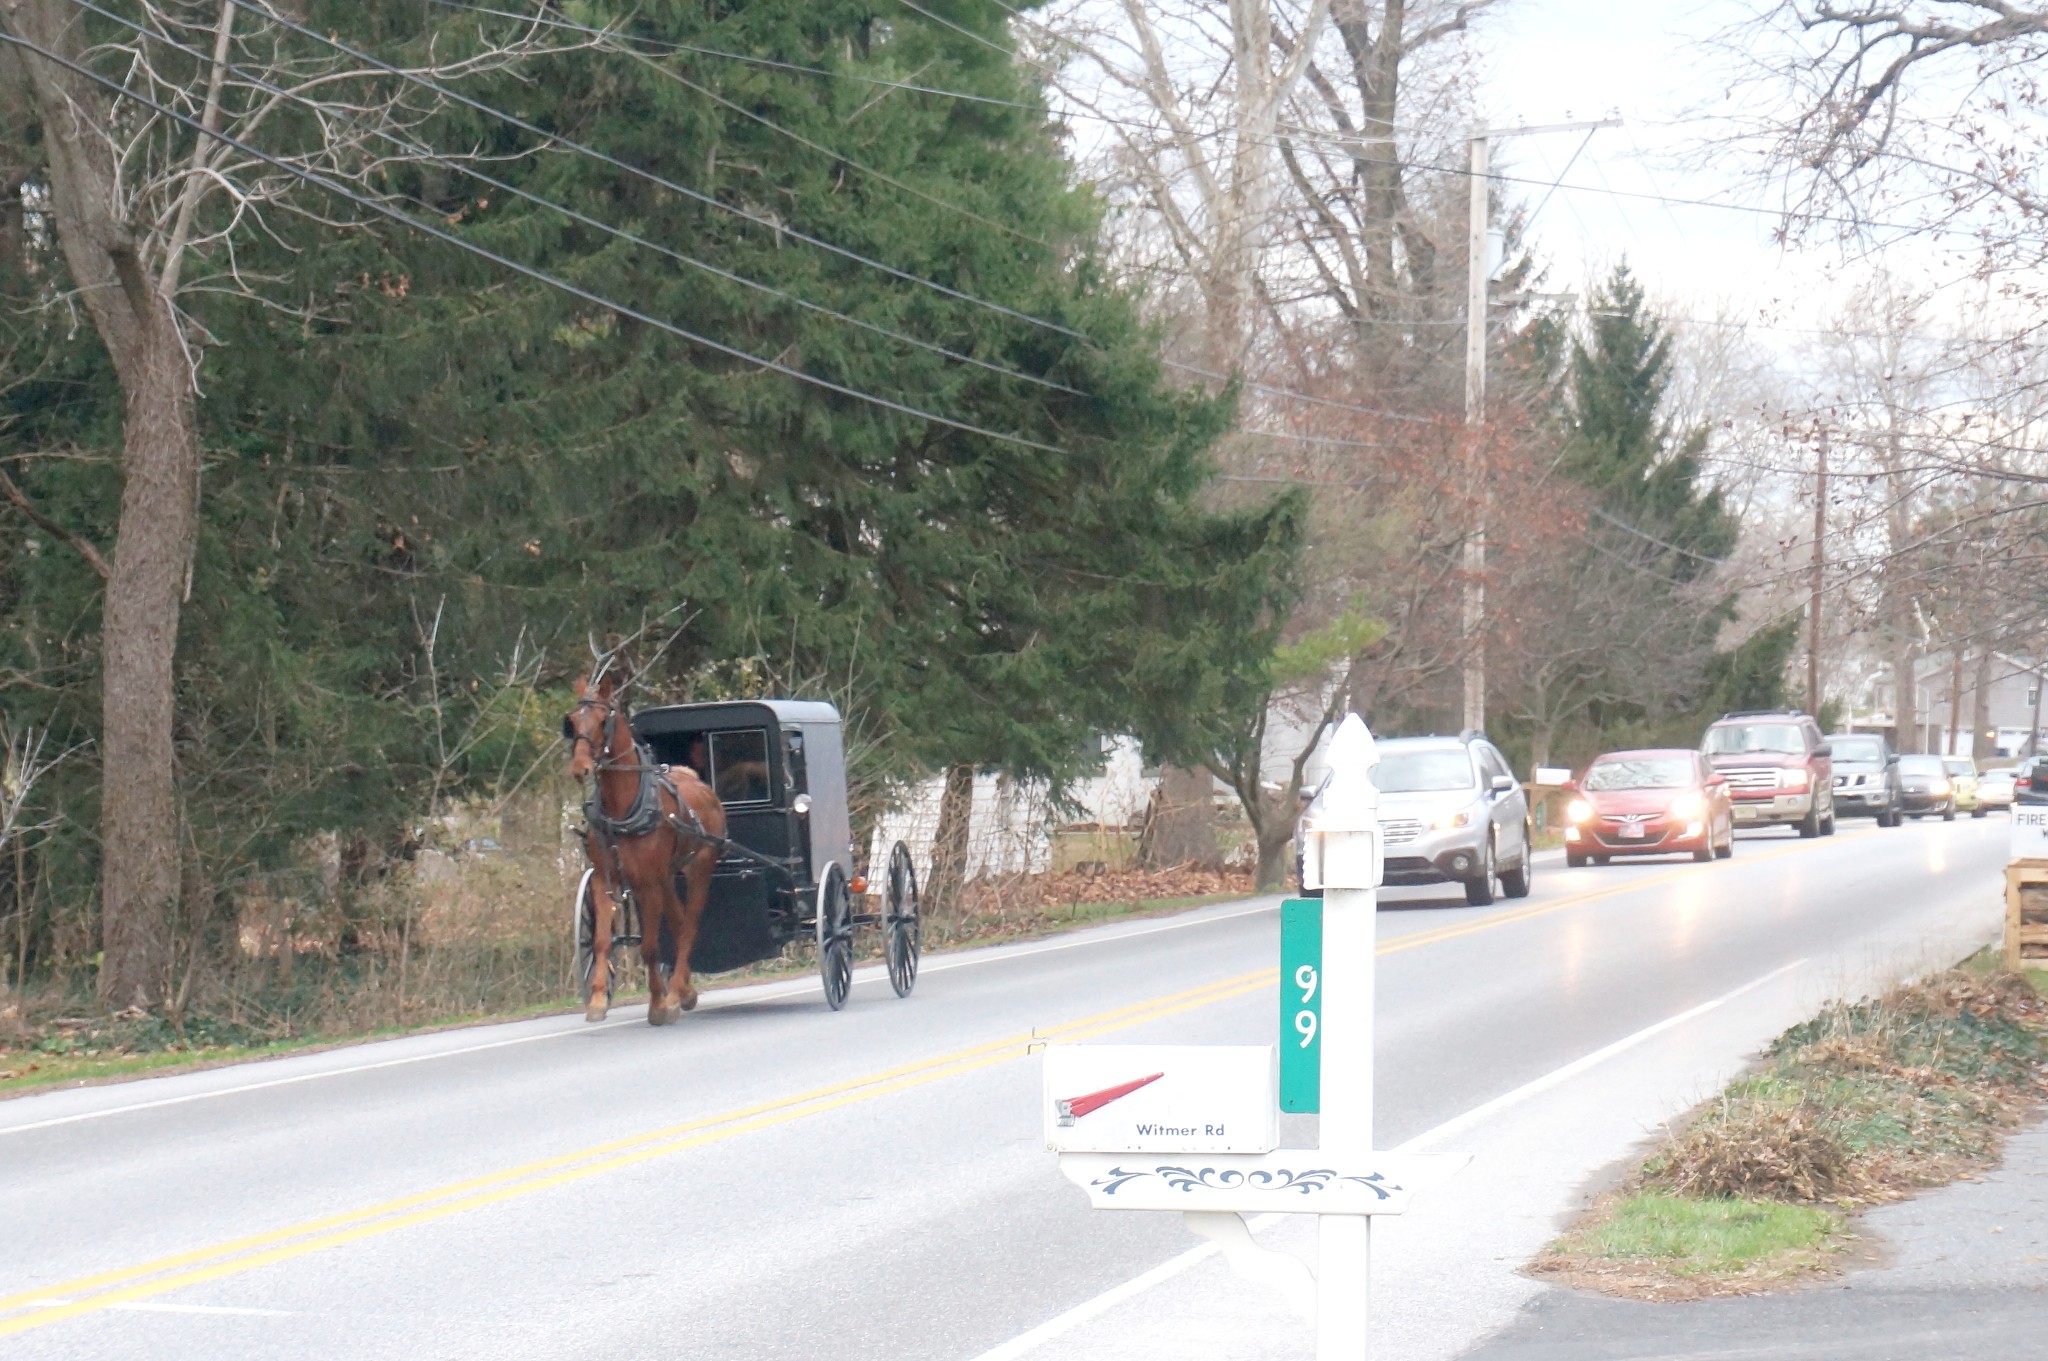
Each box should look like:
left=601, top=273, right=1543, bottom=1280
left=1461, top=131, right=1490, bottom=734
left=1462, top=117, right=1621, bottom=736
left=1808, top=432, right=1828, bottom=716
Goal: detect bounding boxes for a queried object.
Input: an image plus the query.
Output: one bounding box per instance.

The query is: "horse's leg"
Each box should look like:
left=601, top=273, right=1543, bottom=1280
left=586, top=875, right=615, bottom=1024
left=624, top=849, right=674, bottom=1026
left=666, top=851, right=712, bottom=1014
left=581, top=834, right=616, bottom=1023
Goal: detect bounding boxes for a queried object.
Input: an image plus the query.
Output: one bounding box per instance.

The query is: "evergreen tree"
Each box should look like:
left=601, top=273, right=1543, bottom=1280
left=0, top=0, right=1301, bottom=965
left=1562, top=266, right=1739, bottom=575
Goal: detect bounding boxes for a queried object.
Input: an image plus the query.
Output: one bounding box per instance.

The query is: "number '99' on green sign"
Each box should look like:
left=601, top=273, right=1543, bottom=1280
left=1279, top=898, right=1322, bottom=1113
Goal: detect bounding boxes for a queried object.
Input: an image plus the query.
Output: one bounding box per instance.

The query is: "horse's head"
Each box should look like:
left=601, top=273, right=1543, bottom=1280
left=563, top=671, right=621, bottom=782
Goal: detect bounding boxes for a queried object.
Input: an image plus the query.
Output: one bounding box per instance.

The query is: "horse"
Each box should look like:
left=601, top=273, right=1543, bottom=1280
left=564, top=670, right=727, bottom=1025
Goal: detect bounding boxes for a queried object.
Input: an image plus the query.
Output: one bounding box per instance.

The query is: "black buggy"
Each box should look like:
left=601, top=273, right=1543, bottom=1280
left=571, top=699, right=920, bottom=1011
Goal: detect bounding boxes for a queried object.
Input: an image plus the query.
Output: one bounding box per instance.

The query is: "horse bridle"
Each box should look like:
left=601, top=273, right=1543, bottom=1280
left=562, top=695, right=660, bottom=775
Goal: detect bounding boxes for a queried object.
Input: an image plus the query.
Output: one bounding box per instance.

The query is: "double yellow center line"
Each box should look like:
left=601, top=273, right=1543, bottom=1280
left=0, top=970, right=1273, bottom=1335
left=0, top=831, right=1850, bottom=1334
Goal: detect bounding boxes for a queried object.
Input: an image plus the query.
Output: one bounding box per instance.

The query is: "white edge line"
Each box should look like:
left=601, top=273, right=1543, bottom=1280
left=960, top=955, right=1811, bottom=1361
left=0, top=899, right=1282, bottom=1139
left=1392, top=955, right=1809, bottom=1153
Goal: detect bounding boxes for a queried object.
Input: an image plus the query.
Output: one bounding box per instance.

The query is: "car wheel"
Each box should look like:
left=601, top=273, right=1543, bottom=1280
left=1943, top=802, right=1956, bottom=822
left=1821, top=806, right=1837, bottom=836
left=1566, top=849, right=1588, bottom=869
left=1973, top=807, right=1988, bottom=819
left=1692, top=845, right=1713, bottom=863
left=1798, top=802, right=1822, bottom=838
left=1714, top=828, right=1733, bottom=860
left=1500, top=840, right=1532, bottom=900
left=1592, top=855, right=1611, bottom=866
left=1464, top=839, right=1496, bottom=907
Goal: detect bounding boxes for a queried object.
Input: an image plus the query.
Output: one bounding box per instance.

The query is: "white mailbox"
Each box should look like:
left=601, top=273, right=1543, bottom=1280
left=1042, top=1045, right=1278, bottom=1155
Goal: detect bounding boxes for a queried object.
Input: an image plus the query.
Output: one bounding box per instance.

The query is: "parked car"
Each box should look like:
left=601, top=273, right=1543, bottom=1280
left=1300, top=732, right=1533, bottom=906
left=2017, top=756, right=2048, bottom=806
left=1979, top=766, right=2019, bottom=811
left=1942, top=757, right=1986, bottom=818
left=1896, top=754, right=1957, bottom=820
left=1565, top=749, right=1733, bottom=867
left=1826, top=732, right=1902, bottom=827
left=1700, top=710, right=1836, bottom=838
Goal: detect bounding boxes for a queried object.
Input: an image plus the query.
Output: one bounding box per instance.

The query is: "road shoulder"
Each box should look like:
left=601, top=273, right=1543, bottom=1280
left=1462, top=1115, right=2048, bottom=1360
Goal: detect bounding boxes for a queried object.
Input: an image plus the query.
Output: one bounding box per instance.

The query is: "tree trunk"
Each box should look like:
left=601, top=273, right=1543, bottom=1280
left=1140, top=766, right=1219, bottom=870
left=1946, top=649, right=1965, bottom=756
left=97, top=335, right=197, bottom=1008
left=1892, top=643, right=1919, bottom=754
left=2, top=4, right=203, bottom=1007
left=1252, top=800, right=1292, bottom=892
left=1972, top=649, right=1996, bottom=760
left=924, top=764, right=975, bottom=918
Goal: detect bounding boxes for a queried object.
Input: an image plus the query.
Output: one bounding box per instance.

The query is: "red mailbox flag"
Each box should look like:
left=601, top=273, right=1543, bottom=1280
left=1056, top=1072, right=1164, bottom=1123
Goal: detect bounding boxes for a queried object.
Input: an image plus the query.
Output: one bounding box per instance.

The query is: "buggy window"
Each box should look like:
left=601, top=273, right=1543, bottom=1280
left=711, top=729, right=772, bottom=804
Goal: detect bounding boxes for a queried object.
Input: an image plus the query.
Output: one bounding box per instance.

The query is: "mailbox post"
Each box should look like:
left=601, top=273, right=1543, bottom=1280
left=1044, top=714, right=1461, bottom=1360
left=1302, top=715, right=1382, bottom=1359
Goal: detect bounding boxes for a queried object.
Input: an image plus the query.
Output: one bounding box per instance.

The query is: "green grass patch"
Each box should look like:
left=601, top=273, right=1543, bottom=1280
left=1557, top=1193, right=1840, bottom=1275
left=1538, top=966, right=2048, bottom=1300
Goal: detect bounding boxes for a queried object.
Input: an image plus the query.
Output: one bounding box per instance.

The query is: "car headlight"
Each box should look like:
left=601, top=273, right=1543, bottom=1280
left=1932, top=779, right=1951, bottom=795
left=1781, top=768, right=1810, bottom=791
left=1567, top=799, right=1593, bottom=823
left=1668, top=791, right=1703, bottom=820
left=1430, top=810, right=1471, bottom=831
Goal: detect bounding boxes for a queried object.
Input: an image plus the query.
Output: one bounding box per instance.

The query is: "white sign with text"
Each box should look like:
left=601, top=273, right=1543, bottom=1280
left=2012, top=804, right=2048, bottom=862
left=1041, top=1045, right=1278, bottom=1155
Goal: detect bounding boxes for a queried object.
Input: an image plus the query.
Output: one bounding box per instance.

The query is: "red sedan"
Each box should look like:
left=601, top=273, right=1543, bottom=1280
left=1565, top=749, right=1735, bottom=867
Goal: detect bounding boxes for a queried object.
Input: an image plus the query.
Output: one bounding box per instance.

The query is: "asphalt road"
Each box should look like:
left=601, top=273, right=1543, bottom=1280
left=0, top=815, right=2012, bottom=1360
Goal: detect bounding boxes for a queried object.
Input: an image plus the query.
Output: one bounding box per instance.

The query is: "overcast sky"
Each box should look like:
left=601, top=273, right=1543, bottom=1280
left=1472, top=0, right=1827, bottom=334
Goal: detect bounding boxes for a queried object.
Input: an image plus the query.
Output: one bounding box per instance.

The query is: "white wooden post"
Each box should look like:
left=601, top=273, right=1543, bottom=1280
left=1305, top=716, right=1380, bottom=1359
left=1045, top=715, right=1460, bottom=1357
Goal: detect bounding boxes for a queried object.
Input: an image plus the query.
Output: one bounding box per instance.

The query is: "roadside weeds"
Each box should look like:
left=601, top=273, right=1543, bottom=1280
left=0, top=869, right=1259, bottom=1099
left=1532, top=965, right=2048, bottom=1301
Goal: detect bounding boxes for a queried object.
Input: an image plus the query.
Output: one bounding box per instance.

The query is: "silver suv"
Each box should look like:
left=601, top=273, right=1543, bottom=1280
left=1301, top=732, right=1534, bottom=906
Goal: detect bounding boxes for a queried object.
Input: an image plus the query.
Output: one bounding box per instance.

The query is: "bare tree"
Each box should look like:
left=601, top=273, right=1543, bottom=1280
left=1736, top=1, right=2048, bottom=279
left=0, top=0, right=570, bottom=1006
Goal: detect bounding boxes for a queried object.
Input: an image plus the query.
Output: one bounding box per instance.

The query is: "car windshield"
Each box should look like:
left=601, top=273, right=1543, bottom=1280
left=1831, top=737, right=1885, bottom=763
left=1583, top=758, right=1694, bottom=791
left=1899, top=755, right=1945, bottom=776
left=1703, top=723, right=1805, bottom=755
left=1373, top=750, right=1475, bottom=792
left=1943, top=758, right=1976, bottom=776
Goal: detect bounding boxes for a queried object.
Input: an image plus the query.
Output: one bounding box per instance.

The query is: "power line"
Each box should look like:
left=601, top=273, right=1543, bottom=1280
left=215, top=0, right=1103, bottom=347
left=73, top=0, right=1089, bottom=400
left=0, top=27, right=1075, bottom=457
left=246, top=0, right=1442, bottom=430
left=429, top=0, right=1048, bottom=111
left=430, top=0, right=1053, bottom=252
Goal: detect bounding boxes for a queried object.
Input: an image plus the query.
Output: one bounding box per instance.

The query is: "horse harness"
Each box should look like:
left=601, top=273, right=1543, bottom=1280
left=569, top=696, right=713, bottom=899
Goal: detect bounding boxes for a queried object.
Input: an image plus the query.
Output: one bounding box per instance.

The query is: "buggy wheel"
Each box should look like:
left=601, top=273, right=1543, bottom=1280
left=817, top=863, right=854, bottom=1011
left=884, top=842, right=921, bottom=999
left=572, top=869, right=612, bottom=1007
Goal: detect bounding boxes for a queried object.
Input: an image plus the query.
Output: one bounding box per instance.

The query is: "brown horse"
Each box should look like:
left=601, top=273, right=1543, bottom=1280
left=566, top=671, right=726, bottom=1025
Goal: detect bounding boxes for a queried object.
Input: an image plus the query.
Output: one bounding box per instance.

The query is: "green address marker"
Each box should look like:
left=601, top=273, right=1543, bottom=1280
left=1279, top=897, right=1322, bottom=1113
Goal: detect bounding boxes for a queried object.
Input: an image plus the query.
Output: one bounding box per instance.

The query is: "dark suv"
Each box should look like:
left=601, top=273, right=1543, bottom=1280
left=1701, top=710, right=1836, bottom=838
left=1826, top=732, right=1902, bottom=827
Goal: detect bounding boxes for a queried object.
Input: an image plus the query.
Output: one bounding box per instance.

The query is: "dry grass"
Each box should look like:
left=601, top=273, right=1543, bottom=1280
left=0, top=840, right=1257, bottom=1096
left=1534, top=967, right=2048, bottom=1301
